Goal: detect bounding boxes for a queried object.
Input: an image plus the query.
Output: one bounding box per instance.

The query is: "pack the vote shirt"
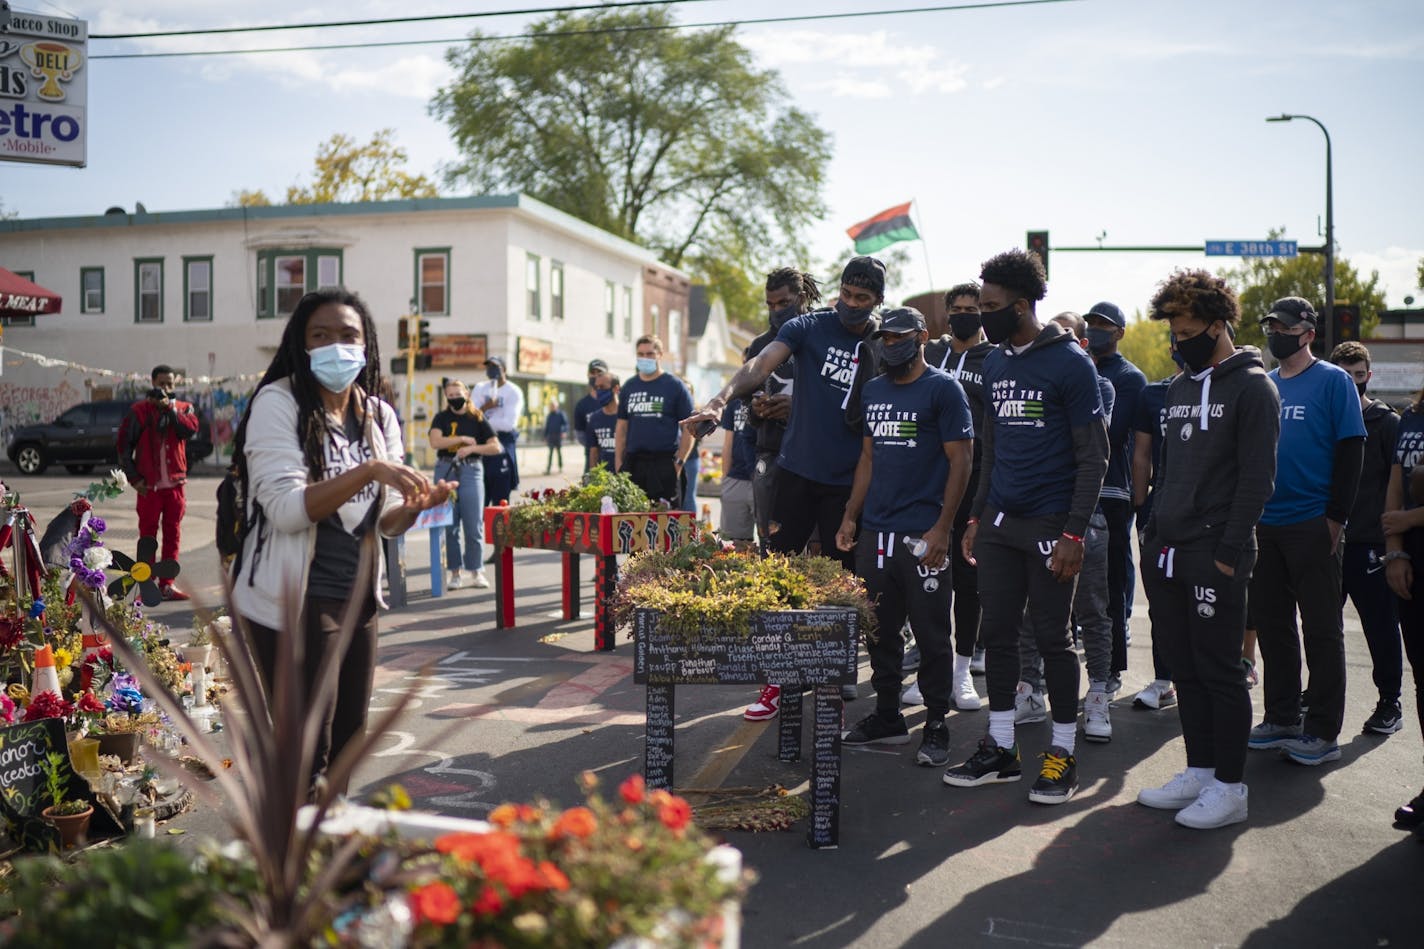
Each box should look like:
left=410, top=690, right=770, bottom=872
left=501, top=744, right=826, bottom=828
left=859, top=367, right=973, bottom=534
left=1395, top=405, right=1424, bottom=511
left=587, top=409, right=618, bottom=468
left=774, top=309, right=875, bottom=486
left=617, top=373, right=692, bottom=455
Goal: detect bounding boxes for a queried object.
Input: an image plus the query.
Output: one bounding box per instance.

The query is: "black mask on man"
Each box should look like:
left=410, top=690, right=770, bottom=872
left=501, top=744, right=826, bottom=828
left=447, top=397, right=467, bottom=412
left=1267, top=331, right=1307, bottom=361
left=881, top=337, right=919, bottom=377
left=770, top=302, right=801, bottom=332
left=980, top=302, right=1021, bottom=345
left=949, top=312, right=982, bottom=341
left=835, top=299, right=874, bottom=332
left=1175, top=326, right=1220, bottom=374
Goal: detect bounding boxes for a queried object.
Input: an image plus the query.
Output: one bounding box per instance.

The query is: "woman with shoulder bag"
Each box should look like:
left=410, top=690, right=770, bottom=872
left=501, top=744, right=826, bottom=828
left=429, top=378, right=502, bottom=589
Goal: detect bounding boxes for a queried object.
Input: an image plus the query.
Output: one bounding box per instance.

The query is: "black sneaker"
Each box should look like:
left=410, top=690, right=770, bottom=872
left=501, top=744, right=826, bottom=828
left=1027, top=746, right=1079, bottom=805
left=842, top=712, right=910, bottom=746
left=942, top=738, right=1022, bottom=787
left=1363, top=699, right=1404, bottom=735
left=1393, top=790, right=1424, bottom=828
left=916, top=719, right=950, bottom=767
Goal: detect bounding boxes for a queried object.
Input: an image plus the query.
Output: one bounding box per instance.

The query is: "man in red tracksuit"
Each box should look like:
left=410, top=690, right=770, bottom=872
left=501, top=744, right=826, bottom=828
left=117, top=364, right=200, bottom=600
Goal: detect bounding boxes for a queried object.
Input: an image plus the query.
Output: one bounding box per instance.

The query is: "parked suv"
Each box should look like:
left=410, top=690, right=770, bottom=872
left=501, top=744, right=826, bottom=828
left=6, top=399, right=213, bottom=475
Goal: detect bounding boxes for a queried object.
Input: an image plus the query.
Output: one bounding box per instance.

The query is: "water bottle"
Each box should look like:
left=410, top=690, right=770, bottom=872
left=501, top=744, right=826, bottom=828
left=907, top=537, right=929, bottom=559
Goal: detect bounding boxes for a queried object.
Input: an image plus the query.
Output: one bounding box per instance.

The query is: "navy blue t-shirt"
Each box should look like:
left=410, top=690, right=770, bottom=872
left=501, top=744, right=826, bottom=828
left=774, top=309, right=873, bottom=485
left=860, top=368, right=973, bottom=534
left=573, top=392, right=601, bottom=447
left=617, top=373, right=692, bottom=455
left=586, top=409, right=618, bottom=468
left=1131, top=376, right=1174, bottom=518
left=983, top=335, right=1105, bottom=517
left=720, top=399, right=757, bottom=482
left=1395, top=406, right=1424, bottom=512
left=1262, top=359, right=1367, bottom=526
left=1096, top=352, right=1147, bottom=502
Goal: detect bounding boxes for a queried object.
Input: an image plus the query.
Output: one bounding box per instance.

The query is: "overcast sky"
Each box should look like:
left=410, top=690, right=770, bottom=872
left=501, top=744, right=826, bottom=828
left=5, top=0, right=1422, bottom=318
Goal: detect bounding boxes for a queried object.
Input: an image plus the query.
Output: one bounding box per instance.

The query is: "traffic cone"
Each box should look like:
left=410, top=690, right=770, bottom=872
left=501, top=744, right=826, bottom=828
left=32, top=644, right=62, bottom=699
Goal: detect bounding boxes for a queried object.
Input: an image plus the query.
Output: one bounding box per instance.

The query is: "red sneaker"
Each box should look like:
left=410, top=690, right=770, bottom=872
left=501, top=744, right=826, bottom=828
left=160, top=585, right=191, bottom=602
left=743, top=684, right=781, bottom=721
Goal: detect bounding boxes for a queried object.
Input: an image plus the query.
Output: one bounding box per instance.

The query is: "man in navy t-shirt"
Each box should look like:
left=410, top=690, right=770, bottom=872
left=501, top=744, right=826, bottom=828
left=942, top=248, right=1108, bottom=806
left=585, top=372, right=620, bottom=471
left=616, top=336, right=694, bottom=506
left=573, top=358, right=609, bottom=473
left=834, top=307, right=973, bottom=766
left=1248, top=297, right=1365, bottom=766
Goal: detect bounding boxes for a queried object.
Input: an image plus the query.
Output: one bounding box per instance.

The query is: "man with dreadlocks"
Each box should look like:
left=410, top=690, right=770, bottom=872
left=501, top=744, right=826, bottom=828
left=229, top=289, right=454, bottom=793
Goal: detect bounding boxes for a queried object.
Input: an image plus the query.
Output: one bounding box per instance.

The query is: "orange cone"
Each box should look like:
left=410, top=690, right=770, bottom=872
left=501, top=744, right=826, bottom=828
left=32, top=644, right=62, bottom=699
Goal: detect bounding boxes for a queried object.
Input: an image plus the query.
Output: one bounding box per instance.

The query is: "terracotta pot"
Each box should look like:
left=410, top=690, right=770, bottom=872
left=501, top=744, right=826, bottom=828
left=95, top=730, right=141, bottom=763
left=43, top=804, right=94, bottom=850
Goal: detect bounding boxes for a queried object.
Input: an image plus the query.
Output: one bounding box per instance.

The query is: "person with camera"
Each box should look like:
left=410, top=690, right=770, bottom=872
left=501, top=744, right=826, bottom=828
left=116, top=364, right=202, bottom=600
left=429, top=378, right=503, bottom=590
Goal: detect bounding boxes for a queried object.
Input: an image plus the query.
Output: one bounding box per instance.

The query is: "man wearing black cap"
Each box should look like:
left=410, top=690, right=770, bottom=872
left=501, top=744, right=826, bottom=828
left=473, top=355, right=524, bottom=504
left=1247, top=296, right=1365, bottom=766
left=835, top=307, right=973, bottom=763
left=1084, top=301, right=1148, bottom=691
left=574, top=359, right=610, bottom=473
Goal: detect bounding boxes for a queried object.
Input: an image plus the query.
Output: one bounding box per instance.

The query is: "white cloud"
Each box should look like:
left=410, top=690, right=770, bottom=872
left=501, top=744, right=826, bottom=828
left=808, top=77, right=893, bottom=99
left=1350, top=246, right=1424, bottom=307
left=981, top=76, right=1006, bottom=91
left=743, top=27, right=970, bottom=98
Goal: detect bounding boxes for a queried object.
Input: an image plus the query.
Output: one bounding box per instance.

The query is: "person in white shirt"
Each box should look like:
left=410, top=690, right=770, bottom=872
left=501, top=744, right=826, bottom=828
left=471, top=355, right=525, bottom=504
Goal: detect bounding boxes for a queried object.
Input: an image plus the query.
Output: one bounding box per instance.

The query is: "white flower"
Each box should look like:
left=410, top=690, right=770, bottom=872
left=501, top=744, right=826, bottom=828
left=109, top=468, right=128, bottom=488
left=214, top=616, right=232, bottom=635
left=83, top=547, right=112, bottom=570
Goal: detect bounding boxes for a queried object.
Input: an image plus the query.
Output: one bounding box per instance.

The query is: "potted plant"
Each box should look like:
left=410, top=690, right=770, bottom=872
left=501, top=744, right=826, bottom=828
left=39, top=749, right=93, bottom=849
left=87, top=709, right=157, bottom=764
left=183, top=614, right=215, bottom=669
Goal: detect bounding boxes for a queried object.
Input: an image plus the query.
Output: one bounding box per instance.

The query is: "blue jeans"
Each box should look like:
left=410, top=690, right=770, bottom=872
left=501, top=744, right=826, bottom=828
left=435, top=458, right=485, bottom=573
left=681, top=454, right=700, bottom=514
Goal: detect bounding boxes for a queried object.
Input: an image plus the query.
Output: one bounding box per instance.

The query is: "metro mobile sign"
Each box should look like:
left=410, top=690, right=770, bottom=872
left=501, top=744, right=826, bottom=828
left=0, top=5, right=87, bottom=167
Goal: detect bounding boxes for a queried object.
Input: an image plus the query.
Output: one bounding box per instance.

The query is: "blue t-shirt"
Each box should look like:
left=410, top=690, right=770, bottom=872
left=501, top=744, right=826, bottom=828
left=1096, top=353, right=1147, bottom=501
left=1261, top=359, right=1368, bottom=525
left=983, top=335, right=1105, bottom=517
left=860, top=368, right=974, bottom=534
left=774, top=309, right=874, bottom=486
left=586, top=410, right=618, bottom=468
left=1395, top=406, right=1424, bottom=512
left=573, top=392, right=601, bottom=447
left=1131, top=376, right=1174, bottom=519
left=617, top=373, right=692, bottom=455
left=720, top=399, right=757, bottom=482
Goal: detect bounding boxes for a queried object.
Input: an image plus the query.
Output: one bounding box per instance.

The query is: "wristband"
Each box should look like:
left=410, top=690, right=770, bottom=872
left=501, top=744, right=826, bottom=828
left=1061, top=531, right=1084, bottom=544
left=966, top=517, right=979, bottom=526
left=1381, top=550, right=1412, bottom=564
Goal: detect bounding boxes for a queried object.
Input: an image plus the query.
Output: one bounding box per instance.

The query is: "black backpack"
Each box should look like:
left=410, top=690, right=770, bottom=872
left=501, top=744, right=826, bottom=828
left=215, top=459, right=262, bottom=568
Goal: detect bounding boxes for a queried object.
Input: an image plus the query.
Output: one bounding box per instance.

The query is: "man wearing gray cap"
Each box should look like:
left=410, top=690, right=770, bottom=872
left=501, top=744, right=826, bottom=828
left=1248, top=296, right=1365, bottom=766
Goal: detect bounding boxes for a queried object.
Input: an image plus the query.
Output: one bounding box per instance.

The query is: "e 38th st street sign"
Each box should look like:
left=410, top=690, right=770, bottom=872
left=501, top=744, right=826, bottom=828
left=0, top=7, right=88, bottom=167
left=1204, top=240, right=1299, bottom=258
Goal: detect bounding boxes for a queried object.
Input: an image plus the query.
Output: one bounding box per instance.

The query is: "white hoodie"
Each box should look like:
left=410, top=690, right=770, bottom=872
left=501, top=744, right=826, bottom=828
left=230, top=378, right=405, bottom=629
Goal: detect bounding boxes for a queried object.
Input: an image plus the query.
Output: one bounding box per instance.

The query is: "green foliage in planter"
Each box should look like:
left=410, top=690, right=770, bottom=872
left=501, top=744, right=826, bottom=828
left=505, top=464, right=653, bottom=540
left=612, top=536, right=876, bottom=641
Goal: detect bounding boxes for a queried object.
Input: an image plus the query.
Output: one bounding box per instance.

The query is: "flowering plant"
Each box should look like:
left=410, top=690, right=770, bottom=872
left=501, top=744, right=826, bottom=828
left=77, top=469, right=128, bottom=503
left=504, top=465, right=655, bottom=540
left=21, top=689, right=74, bottom=722
left=63, top=513, right=112, bottom=591
left=403, top=772, right=748, bottom=948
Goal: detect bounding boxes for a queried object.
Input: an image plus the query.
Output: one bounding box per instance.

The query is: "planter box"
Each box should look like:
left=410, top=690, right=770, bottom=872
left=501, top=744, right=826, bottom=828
left=632, top=607, right=858, bottom=849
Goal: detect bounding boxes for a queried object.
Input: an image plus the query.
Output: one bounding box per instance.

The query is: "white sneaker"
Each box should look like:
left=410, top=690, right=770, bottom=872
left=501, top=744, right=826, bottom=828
left=448, top=571, right=468, bottom=590
left=900, top=680, right=924, bottom=706
left=1083, top=689, right=1112, bottom=743
left=471, top=570, right=490, bottom=589
left=1014, top=681, right=1047, bottom=724
left=1137, top=770, right=1205, bottom=810
left=1133, top=680, right=1177, bottom=710
left=953, top=666, right=983, bottom=711
left=1175, top=784, right=1248, bottom=830
left=744, top=684, right=781, bottom=721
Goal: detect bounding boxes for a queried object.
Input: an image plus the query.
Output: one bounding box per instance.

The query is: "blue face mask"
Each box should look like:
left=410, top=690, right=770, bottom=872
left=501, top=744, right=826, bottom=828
left=636, top=357, right=658, bottom=375
left=1086, top=326, right=1117, bottom=355
left=595, top=388, right=614, bottom=406
left=308, top=343, right=366, bottom=393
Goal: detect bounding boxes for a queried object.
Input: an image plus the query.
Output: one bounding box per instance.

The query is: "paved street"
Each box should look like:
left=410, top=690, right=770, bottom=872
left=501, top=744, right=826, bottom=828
left=2, top=463, right=1419, bottom=947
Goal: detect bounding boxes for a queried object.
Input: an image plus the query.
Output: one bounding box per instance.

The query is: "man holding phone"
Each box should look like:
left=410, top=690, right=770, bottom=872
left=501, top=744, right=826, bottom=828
left=117, top=364, right=202, bottom=600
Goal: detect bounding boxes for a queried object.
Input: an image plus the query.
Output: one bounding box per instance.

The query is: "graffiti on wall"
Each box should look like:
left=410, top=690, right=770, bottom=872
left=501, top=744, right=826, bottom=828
left=0, top=380, right=85, bottom=446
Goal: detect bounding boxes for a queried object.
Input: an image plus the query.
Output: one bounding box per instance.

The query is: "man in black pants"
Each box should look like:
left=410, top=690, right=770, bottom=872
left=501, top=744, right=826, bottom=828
left=1330, top=341, right=1405, bottom=735
left=1136, top=269, right=1279, bottom=829
left=835, top=307, right=973, bottom=765
left=615, top=335, right=694, bottom=505
left=941, top=249, right=1108, bottom=806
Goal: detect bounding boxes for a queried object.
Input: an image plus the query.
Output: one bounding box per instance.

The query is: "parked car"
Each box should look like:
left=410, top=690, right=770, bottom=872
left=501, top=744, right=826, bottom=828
left=6, top=399, right=213, bottom=475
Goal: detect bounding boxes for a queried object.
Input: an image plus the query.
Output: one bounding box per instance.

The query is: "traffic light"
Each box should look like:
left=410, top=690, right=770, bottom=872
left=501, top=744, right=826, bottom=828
left=418, top=318, right=431, bottom=351
left=1331, top=302, right=1360, bottom=345
left=1026, top=230, right=1049, bottom=278
left=397, top=318, right=411, bottom=352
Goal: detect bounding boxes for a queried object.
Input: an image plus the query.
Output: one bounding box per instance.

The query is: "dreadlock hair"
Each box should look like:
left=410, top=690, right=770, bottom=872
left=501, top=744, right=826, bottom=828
left=1148, top=269, right=1240, bottom=326
left=979, top=250, right=1047, bottom=304
left=231, top=288, right=385, bottom=482
left=765, top=267, right=823, bottom=308
left=944, top=282, right=981, bottom=306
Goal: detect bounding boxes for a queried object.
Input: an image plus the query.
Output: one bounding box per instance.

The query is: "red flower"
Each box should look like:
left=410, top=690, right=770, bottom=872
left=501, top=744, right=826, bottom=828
left=542, top=487, right=557, bottom=499
left=488, top=803, right=519, bottom=828
left=471, top=885, right=504, bottom=917
left=23, top=690, right=74, bottom=722
left=0, top=617, right=23, bottom=650
left=409, top=881, right=461, bottom=926
left=498, top=856, right=546, bottom=899
left=76, top=691, right=106, bottom=714
left=657, top=795, right=693, bottom=833
left=436, top=831, right=523, bottom=871
left=537, top=860, right=570, bottom=891
left=619, top=774, right=645, bottom=805
left=549, top=806, right=597, bottom=841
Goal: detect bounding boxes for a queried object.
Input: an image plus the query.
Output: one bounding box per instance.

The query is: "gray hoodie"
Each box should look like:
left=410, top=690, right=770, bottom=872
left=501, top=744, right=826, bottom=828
left=1147, top=346, right=1280, bottom=568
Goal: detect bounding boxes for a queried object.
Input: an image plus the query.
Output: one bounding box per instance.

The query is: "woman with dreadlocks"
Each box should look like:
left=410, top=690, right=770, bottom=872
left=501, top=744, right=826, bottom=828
left=229, top=289, right=454, bottom=792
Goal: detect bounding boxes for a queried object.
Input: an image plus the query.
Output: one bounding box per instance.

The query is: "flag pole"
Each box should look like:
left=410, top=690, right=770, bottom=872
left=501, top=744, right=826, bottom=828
left=912, top=200, right=936, bottom=295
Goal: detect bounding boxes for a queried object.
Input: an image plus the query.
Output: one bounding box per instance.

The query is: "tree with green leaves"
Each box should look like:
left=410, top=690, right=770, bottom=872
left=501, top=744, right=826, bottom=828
left=1119, top=315, right=1176, bottom=382
left=234, top=129, right=437, bottom=207
left=430, top=7, right=831, bottom=324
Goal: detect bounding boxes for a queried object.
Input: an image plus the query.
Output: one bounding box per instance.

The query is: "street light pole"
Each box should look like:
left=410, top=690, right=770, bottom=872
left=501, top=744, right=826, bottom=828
left=1267, top=113, right=1334, bottom=340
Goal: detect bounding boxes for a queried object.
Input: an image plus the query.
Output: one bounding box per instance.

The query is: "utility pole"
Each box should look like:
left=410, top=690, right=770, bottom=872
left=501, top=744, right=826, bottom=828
left=1267, top=113, right=1334, bottom=346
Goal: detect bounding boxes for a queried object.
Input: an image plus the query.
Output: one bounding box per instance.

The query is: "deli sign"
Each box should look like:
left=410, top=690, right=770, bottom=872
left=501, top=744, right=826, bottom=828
left=0, top=7, right=87, bottom=167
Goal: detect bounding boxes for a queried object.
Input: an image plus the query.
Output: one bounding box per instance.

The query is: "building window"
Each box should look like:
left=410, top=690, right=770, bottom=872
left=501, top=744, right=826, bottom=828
left=604, top=281, right=615, bottom=337
left=622, top=286, right=633, bottom=341
left=184, top=256, right=213, bottom=322
left=81, top=267, right=104, bottom=313
left=135, top=258, right=164, bottom=323
left=649, top=303, right=660, bottom=340
left=1, top=269, right=35, bottom=326
left=550, top=261, right=564, bottom=320
left=255, top=248, right=343, bottom=318
left=414, top=248, right=449, bottom=316
left=526, top=253, right=541, bottom=320
left=669, top=308, right=682, bottom=357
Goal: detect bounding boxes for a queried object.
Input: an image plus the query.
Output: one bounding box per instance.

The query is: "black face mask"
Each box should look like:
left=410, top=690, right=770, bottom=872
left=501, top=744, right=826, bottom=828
left=1267, top=331, right=1307, bottom=361
left=770, top=302, right=801, bottom=332
left=447, top=397, right=467, bottom=412
left=1356, top=381, right=1368, bottom=398
left=881, top=337, right=919, bottom=371
left=980, top=301, right=1021, bottom=345
left=1175, top=326, right=1220, bottom=374
left=835, top=299, right=875, bottom=332
left=1086, top=326, right=1117, bottom=356
left=949, top=312, right=982, bottom=341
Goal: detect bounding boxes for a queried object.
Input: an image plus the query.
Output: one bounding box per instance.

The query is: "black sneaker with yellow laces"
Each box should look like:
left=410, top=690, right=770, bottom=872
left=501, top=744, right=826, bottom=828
left=1027, top=745, right=1078, bottom=805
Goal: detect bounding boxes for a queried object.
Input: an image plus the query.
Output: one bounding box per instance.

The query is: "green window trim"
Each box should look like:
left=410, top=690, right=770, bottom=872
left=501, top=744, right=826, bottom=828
left=80, top=266, right=105, bottom=314
left=134, top=257, right=164, bottom=324
left=183, top=255, right=214, bottom=322
left=413, top=246, right=451, bottom=316
left=254, top=247, right=344, bottom=319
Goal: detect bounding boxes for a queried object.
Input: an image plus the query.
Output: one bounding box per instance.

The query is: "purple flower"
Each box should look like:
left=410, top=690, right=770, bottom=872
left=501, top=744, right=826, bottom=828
left=88, top=517, right=106, bottom=534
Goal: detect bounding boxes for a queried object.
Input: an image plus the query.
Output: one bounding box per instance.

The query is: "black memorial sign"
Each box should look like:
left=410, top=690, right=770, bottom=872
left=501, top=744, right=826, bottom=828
left=632, top=607, right=857, bottom=849
left=0, top=718, right=92, bottom=851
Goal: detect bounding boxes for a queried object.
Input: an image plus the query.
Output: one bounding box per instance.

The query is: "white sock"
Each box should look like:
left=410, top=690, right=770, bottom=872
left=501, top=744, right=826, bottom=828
left=1051, top=721, right=1077, bottom=754
left=954, top=653, right=972, bottom=680
left=1088, top=680, right=1107, bottom=694
left=988, top=710, right=1015, bottom=750
left=1187, top=766, right=1215, bottom=784
left=1212, top=779, right=1245, bottom=796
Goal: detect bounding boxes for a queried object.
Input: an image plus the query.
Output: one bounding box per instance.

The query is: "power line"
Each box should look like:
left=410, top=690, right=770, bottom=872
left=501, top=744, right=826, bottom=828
left=90, top=0, right=1081, bottom=60
left=89, top=0, right=716, bottom=40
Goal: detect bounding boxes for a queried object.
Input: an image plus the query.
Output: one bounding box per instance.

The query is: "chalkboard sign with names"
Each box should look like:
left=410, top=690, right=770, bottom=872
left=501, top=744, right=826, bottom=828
left=0, top=718, right=92, bottom=851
